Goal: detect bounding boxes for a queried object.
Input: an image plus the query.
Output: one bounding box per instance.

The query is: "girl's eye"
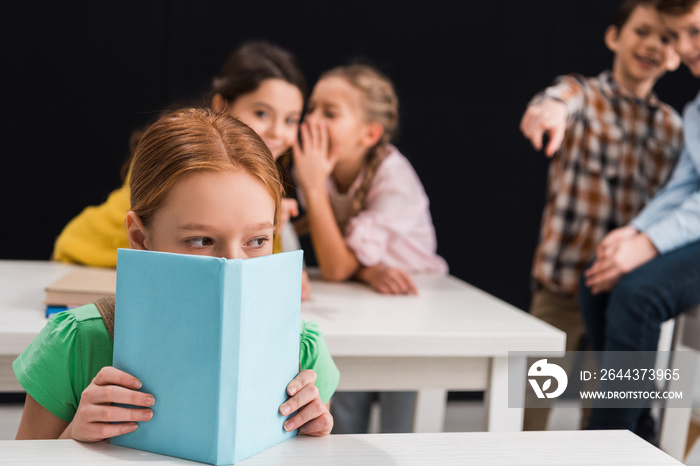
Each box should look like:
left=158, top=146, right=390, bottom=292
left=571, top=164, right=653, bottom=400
left=324, top=111, right=336, bottom=119
left=690, top=27, right=700, bottom=37
left=187, top=237, right=213, bottom=248
left=635, top=28, right=649, bottom=37
left=255, top=110, right=269, bottom=119
left=286, top=117, right=300, bottom=126
left=246, top=237, right=269, bottom=248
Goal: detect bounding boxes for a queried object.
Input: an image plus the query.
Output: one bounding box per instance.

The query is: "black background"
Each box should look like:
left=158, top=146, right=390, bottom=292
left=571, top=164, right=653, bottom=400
left=2, top=1, right=697, bottom=311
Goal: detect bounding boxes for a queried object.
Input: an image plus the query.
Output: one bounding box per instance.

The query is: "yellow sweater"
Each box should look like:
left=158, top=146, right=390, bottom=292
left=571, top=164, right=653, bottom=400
left=53, top=173, right=283, bottom=267
left=53, top=179, right=131, bottom=268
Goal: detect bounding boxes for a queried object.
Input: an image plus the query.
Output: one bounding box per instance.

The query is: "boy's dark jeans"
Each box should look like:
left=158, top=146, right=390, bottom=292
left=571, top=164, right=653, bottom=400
left=579, top=239, right=700, bottom=431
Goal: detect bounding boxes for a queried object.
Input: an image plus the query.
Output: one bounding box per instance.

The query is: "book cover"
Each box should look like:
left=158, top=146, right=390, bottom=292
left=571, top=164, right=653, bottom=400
left=111, top=248, right=302, bottom=465
left=44, top=266, right=116, bottom=307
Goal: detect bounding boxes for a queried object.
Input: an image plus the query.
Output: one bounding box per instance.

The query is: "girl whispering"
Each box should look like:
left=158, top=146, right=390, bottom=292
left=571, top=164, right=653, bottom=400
left=292, top=64, right=447, bottom=433
left=293, top=64, right=447, bottom=295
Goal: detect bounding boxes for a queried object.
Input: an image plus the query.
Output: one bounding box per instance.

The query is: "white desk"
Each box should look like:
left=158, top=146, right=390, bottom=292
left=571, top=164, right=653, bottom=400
left=0, top=261, right=83, bottom=391
left=0, top=431, right=682, bottom=465
left=301, top=273, right=565, bottom=432
left=0, top=260, right=566, bottom=432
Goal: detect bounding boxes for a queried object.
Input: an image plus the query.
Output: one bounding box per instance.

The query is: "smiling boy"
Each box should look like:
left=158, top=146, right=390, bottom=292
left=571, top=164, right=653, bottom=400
left=519, top=0, right=683, bottom=433
left=579, top=0, right=700, bottom=440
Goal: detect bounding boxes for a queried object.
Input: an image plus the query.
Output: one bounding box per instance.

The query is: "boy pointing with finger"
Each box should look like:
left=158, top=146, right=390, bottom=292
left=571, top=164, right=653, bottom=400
left=519, top=0, right=683, bottom=433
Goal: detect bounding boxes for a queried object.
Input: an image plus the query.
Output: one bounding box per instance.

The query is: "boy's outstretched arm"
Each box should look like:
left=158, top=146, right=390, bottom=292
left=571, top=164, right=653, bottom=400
left=520, top=98, right=568, bottom=157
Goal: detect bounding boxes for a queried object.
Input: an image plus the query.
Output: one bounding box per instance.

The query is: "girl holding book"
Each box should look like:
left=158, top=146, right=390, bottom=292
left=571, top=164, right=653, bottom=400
left=14, top=108, right=339, bottom=441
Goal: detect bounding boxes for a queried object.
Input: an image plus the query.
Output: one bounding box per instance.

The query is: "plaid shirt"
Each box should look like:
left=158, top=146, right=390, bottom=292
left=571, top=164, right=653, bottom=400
left=532, top=71, right=683, bottom=296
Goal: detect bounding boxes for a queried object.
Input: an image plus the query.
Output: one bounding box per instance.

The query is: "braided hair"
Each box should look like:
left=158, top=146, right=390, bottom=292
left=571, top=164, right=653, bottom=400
left=321, top=64, right=399, bottom=229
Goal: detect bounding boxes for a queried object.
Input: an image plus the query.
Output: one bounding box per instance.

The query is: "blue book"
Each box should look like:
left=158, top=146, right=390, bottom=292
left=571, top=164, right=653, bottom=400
left=45, top=305, right=69, bottom=317
left=111, top=248, right=302, bottom=465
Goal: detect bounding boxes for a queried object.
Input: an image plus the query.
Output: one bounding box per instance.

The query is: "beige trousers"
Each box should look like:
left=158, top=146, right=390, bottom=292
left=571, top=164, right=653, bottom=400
left=522, top=285, right=590, bottom=431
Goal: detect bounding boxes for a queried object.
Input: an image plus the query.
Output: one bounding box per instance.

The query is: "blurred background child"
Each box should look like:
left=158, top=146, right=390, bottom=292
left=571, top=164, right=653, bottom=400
left=52, top=41, right=312, bottom=298
left=519, top=0, right=683, bottom=435
left=292, top=63, right=447, bottom=433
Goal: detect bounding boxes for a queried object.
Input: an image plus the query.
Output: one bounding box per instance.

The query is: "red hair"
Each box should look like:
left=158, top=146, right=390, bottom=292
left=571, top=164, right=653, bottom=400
left=129, top=107, right=282, bottom=232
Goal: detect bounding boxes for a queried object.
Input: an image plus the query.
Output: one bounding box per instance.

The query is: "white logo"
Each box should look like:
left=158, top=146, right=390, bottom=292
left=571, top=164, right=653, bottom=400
left=528, top=359, right=568, bottom=399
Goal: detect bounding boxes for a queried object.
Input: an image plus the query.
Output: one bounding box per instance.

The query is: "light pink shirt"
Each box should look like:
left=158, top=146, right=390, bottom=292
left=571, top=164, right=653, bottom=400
left=303, top=145, right=448, bottom=274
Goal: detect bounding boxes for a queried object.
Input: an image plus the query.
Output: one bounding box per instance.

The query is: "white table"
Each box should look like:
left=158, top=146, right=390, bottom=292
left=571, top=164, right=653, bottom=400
left=0, top=431, right=683, bottom=465
left=0, top=260, right=566, bottom=432
left=301, top=273, right=565, bottom=432
left=0, top=261, right=83, bottom=391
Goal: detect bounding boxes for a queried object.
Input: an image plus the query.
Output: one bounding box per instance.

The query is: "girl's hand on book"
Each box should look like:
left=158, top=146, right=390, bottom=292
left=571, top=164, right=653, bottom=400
left=67, top=366, right=155, bottom=442
left=279, top=369, right=333, bottom=436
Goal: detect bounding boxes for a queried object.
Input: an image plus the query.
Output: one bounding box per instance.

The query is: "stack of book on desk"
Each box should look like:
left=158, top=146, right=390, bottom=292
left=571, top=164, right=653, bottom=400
left=44, top=266, right=116, bottom=316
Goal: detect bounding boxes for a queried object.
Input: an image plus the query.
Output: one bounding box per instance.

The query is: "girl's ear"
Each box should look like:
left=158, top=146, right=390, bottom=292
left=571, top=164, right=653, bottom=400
left=125, top=211, right=149, bottom=250
left=211, top=93, right=226, bottom=113
left=361, top=122, right=384, bottom=148
left=604, top=25, right=620, bottom=53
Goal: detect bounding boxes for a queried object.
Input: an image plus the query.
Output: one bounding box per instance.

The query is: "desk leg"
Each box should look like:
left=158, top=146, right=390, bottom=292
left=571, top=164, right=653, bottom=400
left=412, top=389, right=447, bottom=433
left=485, top=356, right=524, bottom=431
left=659, top=347, right=697, bottom=461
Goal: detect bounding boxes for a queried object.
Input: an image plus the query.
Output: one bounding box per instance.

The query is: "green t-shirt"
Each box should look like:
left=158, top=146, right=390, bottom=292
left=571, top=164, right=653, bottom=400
left=13, top=304, right=339, bottom=422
